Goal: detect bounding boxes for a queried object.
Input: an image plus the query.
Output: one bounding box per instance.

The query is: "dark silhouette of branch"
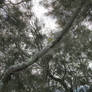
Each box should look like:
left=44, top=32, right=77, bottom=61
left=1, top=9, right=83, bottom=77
left=47, top=69, right=68, bottom=90
left=8, top=0, right=25, bottom=5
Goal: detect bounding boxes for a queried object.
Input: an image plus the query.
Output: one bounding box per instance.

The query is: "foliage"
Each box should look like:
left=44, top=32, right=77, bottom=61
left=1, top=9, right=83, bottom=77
left=0, top=0, right=92, bottom=92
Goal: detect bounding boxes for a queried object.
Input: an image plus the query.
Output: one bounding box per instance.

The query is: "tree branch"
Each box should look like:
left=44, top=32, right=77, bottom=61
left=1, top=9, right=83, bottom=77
left=47, top=70, right=68, bottom=90
left=8, top=0, right=25, bottom=5
left=0, top=0, right=87, bottom=91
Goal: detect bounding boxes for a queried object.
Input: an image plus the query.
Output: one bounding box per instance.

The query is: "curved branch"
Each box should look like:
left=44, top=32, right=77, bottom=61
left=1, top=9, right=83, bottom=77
left=0, top=0, right=87, bottom=91
left=8, top=0, right=25, bottom=5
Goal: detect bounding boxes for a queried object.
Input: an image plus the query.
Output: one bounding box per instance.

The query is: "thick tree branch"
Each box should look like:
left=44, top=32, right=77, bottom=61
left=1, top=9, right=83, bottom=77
left=0, top=0, right=87, bottom=91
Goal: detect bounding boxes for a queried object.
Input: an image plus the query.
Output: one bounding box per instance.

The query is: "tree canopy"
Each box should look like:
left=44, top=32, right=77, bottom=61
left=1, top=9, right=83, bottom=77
left=0, top=0, right=92, bottom=92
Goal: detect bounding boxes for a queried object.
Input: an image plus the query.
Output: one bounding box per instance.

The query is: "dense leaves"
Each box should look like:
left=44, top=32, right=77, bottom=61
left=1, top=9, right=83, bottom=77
left=0, top=0, right=92, bottom=92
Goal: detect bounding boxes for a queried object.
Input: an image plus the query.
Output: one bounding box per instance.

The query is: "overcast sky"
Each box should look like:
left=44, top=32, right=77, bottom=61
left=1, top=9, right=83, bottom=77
left=32, top=0, right=59, bottom=35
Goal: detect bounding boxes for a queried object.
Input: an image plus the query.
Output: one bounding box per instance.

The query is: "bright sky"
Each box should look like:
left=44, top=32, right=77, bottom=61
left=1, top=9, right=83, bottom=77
left=89, top=63, right=92, bottom=68
left=32, top=0, right=58, bottom=34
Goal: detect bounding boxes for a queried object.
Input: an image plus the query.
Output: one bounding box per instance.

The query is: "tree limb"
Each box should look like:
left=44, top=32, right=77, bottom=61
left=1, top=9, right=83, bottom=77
left=0, top=0, right=87, bottom=91
left=47, top=70, right=68, bottom=90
